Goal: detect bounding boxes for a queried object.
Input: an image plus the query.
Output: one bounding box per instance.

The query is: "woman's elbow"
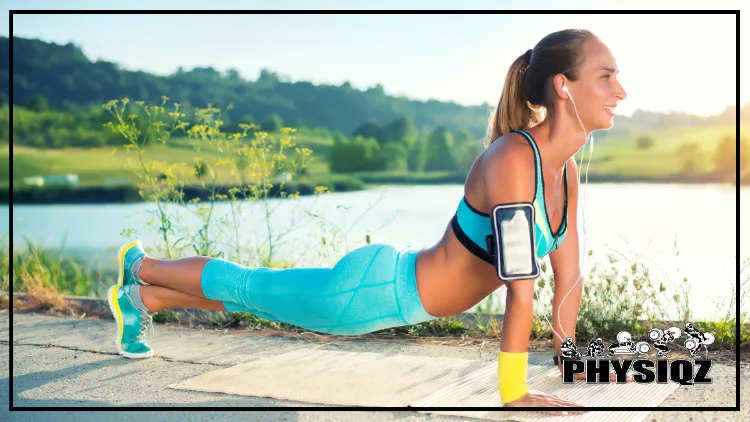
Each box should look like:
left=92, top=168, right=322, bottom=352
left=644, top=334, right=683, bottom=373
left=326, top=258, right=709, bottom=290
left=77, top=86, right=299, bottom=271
left=506, top=279, right=535, bottom=306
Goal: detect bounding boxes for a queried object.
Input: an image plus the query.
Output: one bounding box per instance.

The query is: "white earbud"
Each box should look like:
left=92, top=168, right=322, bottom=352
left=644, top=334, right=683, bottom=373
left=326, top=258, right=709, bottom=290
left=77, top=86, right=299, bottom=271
left=561, top=85, right=573, bottom=102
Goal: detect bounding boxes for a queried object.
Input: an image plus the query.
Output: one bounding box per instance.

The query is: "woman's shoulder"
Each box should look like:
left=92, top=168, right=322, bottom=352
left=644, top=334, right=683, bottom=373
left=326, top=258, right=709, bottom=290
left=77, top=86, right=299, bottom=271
left=483, top=131, right=536, bottom=177
left=474, top=131, right=537, bottom=204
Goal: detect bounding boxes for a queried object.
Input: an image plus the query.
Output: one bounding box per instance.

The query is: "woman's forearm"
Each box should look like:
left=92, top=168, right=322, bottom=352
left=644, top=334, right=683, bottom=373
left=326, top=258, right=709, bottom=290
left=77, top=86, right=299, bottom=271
left=498, top=279, right=535, bottom=404
left=501, top=279, right=535, bottom=352
left=552, top=274, right=584, bottom=355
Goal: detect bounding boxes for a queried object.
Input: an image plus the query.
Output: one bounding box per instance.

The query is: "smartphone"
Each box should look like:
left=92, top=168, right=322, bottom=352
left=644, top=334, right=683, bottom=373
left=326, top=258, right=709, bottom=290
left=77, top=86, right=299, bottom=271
left=489, top=202, right=540, bottom=281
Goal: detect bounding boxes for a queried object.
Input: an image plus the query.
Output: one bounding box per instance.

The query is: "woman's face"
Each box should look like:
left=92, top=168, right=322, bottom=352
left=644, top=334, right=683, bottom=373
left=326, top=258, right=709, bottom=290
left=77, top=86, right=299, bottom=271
left=567, top=39, right=628, bottom=131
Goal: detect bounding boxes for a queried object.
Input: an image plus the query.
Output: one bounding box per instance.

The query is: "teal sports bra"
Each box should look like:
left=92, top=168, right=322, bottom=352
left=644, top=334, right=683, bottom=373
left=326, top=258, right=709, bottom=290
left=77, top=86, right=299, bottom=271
left=450, top=129, right=569, bottom=264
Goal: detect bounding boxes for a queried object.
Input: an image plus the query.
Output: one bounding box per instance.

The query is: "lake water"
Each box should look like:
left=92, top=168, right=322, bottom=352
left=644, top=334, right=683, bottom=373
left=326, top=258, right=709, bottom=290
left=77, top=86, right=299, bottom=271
left=6, top=183, right=745, bottom=321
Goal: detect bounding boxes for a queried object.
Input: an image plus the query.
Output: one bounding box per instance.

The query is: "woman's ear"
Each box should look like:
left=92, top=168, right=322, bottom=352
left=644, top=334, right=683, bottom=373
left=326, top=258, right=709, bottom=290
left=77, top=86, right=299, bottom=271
left=553, top=74, right=568, bottom=100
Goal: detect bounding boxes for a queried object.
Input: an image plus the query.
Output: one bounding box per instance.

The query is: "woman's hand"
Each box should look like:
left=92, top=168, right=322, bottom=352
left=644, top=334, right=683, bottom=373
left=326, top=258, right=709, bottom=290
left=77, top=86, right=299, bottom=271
left=557, top=364, right=634, bottom=382
left=503, top=390, right=587, bottom=415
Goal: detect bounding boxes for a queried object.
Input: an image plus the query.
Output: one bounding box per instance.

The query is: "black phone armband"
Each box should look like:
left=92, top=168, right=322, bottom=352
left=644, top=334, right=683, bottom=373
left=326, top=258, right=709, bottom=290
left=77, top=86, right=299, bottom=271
left=486, top=203, right=541, bottom=282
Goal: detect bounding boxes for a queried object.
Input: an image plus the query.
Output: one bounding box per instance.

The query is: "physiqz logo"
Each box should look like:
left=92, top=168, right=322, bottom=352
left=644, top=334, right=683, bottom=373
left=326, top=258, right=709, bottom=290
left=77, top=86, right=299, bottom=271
left=561, top=322, right=714, bottom=385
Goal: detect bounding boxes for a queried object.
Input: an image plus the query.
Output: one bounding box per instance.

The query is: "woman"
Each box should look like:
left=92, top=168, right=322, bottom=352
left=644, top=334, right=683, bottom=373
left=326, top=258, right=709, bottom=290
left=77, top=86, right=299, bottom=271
left=107, top=28, right=627, bottom=414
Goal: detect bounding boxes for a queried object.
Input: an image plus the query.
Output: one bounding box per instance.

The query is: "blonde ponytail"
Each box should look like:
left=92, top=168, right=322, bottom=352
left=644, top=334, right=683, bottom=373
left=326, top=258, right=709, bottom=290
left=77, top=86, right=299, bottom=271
left=486, top=49, right=541, bottom=147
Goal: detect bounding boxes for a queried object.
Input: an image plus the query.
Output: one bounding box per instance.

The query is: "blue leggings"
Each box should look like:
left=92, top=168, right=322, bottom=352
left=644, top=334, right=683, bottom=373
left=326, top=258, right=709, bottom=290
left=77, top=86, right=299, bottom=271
left=200, top=244, right=438, bottom=336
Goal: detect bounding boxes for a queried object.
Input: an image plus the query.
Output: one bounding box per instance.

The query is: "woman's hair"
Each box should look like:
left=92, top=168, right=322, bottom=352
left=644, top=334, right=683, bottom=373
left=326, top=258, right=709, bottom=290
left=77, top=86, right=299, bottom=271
left=485, top=29, right=599, bottom=146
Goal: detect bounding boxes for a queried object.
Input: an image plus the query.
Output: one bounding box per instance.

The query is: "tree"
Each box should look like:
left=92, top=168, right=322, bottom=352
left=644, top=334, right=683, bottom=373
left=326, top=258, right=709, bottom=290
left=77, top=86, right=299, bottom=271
left=367, top=84, right=385, bottom=95
left=379, top=116, right=418, bottom=145
left=406, top=137, right=428, bottom=172
left=353, top=121, right=380, bottom=140
left=260, top=113, right=283, bottom=133
left=455, top=141, right=484, bottom=173
left=425, top=127, right=456, bottom=171
left=713, top=135, right=736, bottom=177
left=329, top=136, right=381, bottom=173
left=309, top=127, right=329, bottom=139
left=0, top=106, right=9, bottom=142
left=27, top=95, right=49, bottom=112
left=452, top=127, right=481, bottom=172
left=453, top=127, right=474, bottom=145
left=636, top=136, right=654, bottom=150
left=225, top=69, right=242, bottom=81
left=376, top=142, right=409, bottom=171
left=239, top=114, right=255, bottom=124
left=257, top=69, right=279, bottom=87
left=675, top=142, right=703, bottom=175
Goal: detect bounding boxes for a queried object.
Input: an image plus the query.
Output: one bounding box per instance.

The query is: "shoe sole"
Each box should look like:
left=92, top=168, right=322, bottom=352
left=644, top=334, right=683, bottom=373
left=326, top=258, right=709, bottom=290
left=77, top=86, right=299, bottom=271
left=107, top=285, right=154, bottom=359
left=117, top=240, right=143, bottom=287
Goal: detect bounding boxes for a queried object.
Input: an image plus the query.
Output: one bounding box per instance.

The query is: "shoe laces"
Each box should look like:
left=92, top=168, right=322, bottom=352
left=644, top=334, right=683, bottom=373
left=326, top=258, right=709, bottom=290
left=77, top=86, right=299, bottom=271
left=123, top=287, right=155, bottom=343
left=136, top=311, right=155, bottom=343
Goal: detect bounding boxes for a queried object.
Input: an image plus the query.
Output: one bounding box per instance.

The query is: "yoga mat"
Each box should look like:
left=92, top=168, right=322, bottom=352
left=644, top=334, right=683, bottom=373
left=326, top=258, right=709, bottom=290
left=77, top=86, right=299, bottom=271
left=170, top=349, right=680, bottom=421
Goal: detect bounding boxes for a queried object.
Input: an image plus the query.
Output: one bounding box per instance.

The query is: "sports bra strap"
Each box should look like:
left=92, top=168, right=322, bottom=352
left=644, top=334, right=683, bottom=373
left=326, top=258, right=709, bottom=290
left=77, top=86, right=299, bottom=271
left=513, top=129, right=543, bottom=201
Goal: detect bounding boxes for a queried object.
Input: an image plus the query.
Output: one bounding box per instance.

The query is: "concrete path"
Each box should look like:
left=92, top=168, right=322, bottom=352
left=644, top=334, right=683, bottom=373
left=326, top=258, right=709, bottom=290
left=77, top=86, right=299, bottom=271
left=3, top=310, right=747, bottom=421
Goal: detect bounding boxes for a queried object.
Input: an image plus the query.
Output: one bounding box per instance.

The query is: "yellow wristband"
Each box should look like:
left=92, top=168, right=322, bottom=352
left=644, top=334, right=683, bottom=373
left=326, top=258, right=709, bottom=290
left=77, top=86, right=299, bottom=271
left=497, top=351, right=530, bottom=404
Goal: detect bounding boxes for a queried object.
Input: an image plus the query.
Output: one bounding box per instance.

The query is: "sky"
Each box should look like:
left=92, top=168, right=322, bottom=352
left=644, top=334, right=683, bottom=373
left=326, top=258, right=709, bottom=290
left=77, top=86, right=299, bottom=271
left=2, top=0, right=745, bottom=118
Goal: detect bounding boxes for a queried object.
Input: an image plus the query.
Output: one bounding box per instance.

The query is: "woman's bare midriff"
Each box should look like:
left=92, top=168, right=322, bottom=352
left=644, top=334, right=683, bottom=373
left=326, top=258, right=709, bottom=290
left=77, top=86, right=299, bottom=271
left=413, top=148, right=505, bottom=318
left=414, top=223, right=505, bottom=318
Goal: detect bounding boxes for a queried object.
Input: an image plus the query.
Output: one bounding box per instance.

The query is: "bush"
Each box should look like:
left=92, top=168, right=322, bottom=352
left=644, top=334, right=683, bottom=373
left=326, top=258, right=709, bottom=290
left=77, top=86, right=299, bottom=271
left=11, top=105, right=149, bottom=148
left=636, top=136, right=654, bottom=150
left=329, top=135, right=380, bottom=173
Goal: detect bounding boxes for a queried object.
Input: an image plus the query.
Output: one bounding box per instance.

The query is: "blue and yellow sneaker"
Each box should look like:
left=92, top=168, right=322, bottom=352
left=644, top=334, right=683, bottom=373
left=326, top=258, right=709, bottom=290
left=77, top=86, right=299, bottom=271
left=107, top=284, right=154, bottom=359
left=117, top=240, right=148, bottom=287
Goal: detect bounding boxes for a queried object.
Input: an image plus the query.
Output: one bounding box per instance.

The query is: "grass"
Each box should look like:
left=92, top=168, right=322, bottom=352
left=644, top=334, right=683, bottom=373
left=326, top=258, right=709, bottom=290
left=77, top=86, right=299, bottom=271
left=7, top=239, right=112, bottom=299
left=4, top=236, right=115, bottom=315
left=7, top=123, right=746, bottom=190
left=6, top=132, right=334, bottom=188
left=589, top=123, right=747, bottom=177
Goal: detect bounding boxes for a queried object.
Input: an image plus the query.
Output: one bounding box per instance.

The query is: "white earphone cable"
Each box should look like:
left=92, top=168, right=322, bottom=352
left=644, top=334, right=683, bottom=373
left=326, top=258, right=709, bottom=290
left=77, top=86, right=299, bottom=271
left=533, top=85, right=593, bottom=347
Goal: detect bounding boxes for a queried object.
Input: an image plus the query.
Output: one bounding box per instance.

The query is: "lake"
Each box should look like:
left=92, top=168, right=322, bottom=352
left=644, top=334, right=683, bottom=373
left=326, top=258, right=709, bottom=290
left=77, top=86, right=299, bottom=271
left=6, top=183, right=745, bottom=321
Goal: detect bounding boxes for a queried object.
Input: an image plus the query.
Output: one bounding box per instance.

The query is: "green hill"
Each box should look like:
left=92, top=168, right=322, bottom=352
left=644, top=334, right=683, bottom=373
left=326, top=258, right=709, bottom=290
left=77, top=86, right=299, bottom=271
left=4, top=36, right=490, bottom=140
